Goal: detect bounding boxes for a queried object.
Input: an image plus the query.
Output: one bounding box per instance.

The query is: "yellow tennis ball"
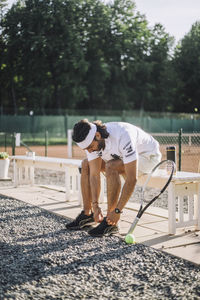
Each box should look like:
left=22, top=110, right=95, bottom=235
left=125, top=233, right=136, bottom=244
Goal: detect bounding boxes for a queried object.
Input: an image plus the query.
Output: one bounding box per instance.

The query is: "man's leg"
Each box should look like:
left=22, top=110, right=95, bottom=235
left=65, top=158, right=96, bottom=230
left=105, top=159, right=125, bottom=213
left=81, top=158, right=106, bottom=215
left=88, top=159, right=124, bottom=237
left=81, top=159, right=92, bottom=215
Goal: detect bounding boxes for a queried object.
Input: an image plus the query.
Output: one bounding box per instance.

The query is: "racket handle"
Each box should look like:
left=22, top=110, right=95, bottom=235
left=127, top=217, right=140, bottom=235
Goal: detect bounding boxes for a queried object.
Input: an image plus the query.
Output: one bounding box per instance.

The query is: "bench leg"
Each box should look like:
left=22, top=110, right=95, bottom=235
left=194, top=183, right=200, bottom=230
left=168, top=182, right=176, bottom=235
left=25, top=166, right=29, bottom=184
left=65, top=167, right=71, bottom=201
left=18, top=167, right=23, bottom=184
left=30, top=166, right=35, bottom=186
left=13, top=160, right=18, bottom=187
left=78, top=172, right=83, bottom=207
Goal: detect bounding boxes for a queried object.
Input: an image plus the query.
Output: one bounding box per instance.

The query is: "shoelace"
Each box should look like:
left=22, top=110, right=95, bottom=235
left=75, top=211, right=85, bottom=222
left=76, top=211, right=93, bottom=222
left=98, top=218, right=108, bottom=228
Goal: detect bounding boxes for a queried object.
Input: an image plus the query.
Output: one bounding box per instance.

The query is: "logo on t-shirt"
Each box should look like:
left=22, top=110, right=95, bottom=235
left=124, top=141, right=135, bottom=158
left=126, top=145, right=133, bottom=153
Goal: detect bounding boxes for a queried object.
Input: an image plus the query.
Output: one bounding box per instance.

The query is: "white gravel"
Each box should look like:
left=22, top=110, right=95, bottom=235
left=0, top=194, right=200, bottom=299
left=1, top=164, right=199, bottom=299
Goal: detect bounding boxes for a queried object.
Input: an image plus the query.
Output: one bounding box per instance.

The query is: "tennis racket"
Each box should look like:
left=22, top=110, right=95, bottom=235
left=125, top=159, right=176, bottom=243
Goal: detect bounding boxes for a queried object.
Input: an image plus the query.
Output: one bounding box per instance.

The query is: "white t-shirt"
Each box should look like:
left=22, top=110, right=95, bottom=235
left=86, top=122, right=160, bottom=164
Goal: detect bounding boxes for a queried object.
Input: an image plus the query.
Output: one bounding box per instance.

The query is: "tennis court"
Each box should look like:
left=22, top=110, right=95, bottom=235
left=1, top=142, right=199, bottom=172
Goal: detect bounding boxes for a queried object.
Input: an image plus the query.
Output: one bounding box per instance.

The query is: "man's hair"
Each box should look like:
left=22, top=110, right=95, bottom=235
left=72, top=119, right=109, bottom=143
left=93, top=120, right=109, bottom=139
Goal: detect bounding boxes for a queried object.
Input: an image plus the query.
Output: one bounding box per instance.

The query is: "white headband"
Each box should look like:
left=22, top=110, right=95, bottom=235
left=77, top=123, right=97, bottom=149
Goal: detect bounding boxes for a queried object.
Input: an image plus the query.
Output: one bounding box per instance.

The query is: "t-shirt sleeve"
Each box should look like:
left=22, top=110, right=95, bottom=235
left=119, top=132, right=138, bottom=164
left=85, top=150, right=99, bottom=161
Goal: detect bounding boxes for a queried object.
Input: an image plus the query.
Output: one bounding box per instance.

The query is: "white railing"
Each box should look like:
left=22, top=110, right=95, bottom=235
left=152, top=132, right=200, bottom=146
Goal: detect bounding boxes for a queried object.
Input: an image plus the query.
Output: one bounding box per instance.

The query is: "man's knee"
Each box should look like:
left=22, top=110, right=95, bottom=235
left=105, top=160, right=118, bottom=176
left=105, top=159, right=125, bottom=177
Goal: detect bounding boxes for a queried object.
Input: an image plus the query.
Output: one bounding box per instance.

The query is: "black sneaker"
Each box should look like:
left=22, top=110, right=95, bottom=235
left=88, top=217, right=118, bottom=237
left=66, top=210, right=95, bottom=230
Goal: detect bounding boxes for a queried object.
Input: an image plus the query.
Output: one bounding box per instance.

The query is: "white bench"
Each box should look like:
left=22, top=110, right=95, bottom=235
left=167, top=172, right=200, bottom=234
left=12, top=156, right=200, bottom=235
left=135, top=171, right=200, bottom=234
left=108, top=171, right=200, bottom=234
left=11, top=155, right=105, bottom=204
left=12, top=155, right=82, bottom=202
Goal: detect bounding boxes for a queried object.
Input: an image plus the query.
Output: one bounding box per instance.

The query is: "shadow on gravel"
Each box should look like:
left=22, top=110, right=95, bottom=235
left=0, top=227, right=137, bottom=288
left=0, top=196, right=135, bottom=288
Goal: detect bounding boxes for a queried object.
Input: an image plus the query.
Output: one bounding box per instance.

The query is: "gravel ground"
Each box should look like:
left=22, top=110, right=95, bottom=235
left=1, top=163, right=199, bottom=299
left=0, top=195, right=200, bottom=300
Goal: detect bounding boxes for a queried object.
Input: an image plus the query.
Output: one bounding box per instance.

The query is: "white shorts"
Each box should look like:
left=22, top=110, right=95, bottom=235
left=138, top=151, right=162, bottom=175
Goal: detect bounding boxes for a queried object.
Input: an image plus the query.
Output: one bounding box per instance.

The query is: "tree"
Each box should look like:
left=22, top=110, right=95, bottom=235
left=141, top=24, right=174, bottom=112
left=172, top=22, right=200, bottom=113
left=2, top=0, right=88, bottom=113
left=103, top=1, right=174, bottom=112
left=75, top=0, right=112, bottom=109
left=103, top=0, right=152, bottom=110
left=0, top=0, right=8, bottom=15
left=0, top=0, right=175, bottom=114
left=0, top=0, right=9, bottom=113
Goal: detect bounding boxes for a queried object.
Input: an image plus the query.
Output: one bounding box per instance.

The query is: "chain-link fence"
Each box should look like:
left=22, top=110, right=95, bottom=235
left=1, top=111, right=200, bottom=134
left=0, top=132, right=14, bottom=153
left=0, top=132, right=67, bottom=157
left=153, top=131, right=200, bottom=172
left=1, top=130, right=200, bottom=173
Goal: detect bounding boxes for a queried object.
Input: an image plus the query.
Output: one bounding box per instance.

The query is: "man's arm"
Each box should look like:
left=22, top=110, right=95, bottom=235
left=89, top=157, right=104, bottom=222
left=107, top=160, right=137, bottom=225
left=116, top=160, right=137, bottom=211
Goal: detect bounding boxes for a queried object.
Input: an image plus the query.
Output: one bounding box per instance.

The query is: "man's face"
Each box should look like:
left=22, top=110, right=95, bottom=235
left=85, top=133, right=105, bottom=153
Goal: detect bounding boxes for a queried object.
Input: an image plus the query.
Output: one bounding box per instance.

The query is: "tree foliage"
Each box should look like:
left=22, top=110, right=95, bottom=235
left=172, top=21, right=200, bottom=113
left=0, top=0, right=199, bottom=114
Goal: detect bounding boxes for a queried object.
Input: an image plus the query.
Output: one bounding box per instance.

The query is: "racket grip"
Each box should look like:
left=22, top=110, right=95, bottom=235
left=127, top=217, right=140, bottom=235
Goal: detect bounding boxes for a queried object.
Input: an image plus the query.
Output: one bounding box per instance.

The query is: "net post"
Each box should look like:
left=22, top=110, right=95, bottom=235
left=45, top=130, right=48, bottom=157
left=178, top=128, right=182, bottom=171
left=12, top=133, right=16, bottom=155
left=68, top=129, right=73, bottom=158
left=168, top=182, right=176, bottom=234
left=4, top=133, right=7, bottom=152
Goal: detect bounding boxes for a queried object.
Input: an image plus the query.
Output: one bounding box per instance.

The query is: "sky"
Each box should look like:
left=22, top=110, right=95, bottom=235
left=7, top=0, right=200, bottom=43
left=135, top=0, right=200, bottom=42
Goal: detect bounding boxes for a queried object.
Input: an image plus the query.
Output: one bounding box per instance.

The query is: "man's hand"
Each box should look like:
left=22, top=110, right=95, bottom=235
left=93, top=206, right=104, bottom=223
left=106, top=210, right=120, bottom=226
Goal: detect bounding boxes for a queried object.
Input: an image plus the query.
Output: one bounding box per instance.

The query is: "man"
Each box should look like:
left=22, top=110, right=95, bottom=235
left=66, top=119, right=161, bottom=237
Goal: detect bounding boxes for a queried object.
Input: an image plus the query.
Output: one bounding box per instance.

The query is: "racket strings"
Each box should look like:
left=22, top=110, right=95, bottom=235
left=143, top=187, right=162, bottom=203
left=127, top=160, right=175, bottom=238
left=140, top=160, right=175, bottom=205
